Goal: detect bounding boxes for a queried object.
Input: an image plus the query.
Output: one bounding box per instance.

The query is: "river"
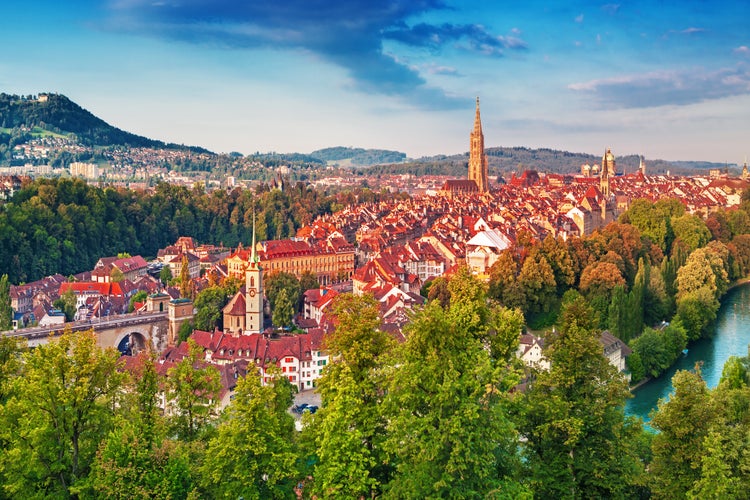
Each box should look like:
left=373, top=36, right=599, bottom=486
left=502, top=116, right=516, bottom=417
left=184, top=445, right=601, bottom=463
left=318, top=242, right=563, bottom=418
left=625, top=283, right=750, bottom=423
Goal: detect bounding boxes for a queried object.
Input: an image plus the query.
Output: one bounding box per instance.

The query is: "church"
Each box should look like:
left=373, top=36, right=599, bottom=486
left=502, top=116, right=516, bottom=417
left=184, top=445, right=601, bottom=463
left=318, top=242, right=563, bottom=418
left=223, top=218, right=264, bottom=335
left=441, top=97, right=490, bottom=197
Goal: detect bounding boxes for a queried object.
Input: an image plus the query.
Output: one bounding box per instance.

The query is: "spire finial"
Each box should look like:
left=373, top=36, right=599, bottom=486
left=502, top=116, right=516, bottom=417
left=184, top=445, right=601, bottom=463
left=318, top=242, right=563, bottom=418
left=251, top=210, right=258, bottom=264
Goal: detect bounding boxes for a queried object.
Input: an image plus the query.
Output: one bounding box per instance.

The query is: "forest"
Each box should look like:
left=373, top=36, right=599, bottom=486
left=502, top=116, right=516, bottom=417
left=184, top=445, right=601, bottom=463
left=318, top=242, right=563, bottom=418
left=0, top=177, right=387, bottom=284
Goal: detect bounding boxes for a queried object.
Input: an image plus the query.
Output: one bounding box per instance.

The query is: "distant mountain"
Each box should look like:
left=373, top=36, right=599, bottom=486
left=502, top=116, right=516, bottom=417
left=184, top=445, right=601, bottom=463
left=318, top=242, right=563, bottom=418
left=0, top=93, right=209, bottom=152
left=310, top=146, right=407, bottom=167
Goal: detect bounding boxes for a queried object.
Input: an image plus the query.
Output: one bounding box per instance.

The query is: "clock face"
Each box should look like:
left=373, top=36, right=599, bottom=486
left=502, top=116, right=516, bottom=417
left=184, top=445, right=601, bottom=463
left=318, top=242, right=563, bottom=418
left=249, top=289, right=256, bottom=297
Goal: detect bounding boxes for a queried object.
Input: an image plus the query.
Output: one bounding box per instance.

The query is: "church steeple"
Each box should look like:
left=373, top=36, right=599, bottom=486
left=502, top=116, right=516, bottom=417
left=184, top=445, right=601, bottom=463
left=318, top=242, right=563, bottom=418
left=473, top=96, right=482, bottom=134
left=245, top=211, right=263, bottom=334
left=468, top=97, right=489, bottom=193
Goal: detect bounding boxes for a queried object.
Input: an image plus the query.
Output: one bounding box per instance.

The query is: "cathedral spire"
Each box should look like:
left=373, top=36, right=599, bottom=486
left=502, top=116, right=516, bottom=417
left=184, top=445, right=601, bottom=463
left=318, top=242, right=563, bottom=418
left=468, top=97, right=489, bottom=193
left=473, top=96, right=482, bottom=134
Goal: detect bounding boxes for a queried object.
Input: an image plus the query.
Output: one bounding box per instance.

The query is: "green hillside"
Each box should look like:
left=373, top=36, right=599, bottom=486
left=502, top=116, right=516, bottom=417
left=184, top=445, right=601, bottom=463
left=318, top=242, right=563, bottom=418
left=0, top=93, right=210, bottom=153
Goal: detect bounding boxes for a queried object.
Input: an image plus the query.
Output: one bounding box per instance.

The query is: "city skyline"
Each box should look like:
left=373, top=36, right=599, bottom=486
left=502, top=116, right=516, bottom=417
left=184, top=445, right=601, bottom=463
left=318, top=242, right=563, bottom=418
left=2, top=1, right=748, bottom=163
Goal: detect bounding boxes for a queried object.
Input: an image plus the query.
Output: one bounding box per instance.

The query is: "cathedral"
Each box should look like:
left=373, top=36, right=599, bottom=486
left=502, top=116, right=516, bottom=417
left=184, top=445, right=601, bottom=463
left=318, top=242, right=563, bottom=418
left=440, top=97, right=490, bottom=197
left=468, top=97, right=489, bottom=193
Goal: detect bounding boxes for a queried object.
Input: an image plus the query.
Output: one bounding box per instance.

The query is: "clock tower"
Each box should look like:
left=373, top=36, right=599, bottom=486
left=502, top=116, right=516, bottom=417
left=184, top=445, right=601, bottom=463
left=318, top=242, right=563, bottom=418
left=245, top=214, right=263, bottom=334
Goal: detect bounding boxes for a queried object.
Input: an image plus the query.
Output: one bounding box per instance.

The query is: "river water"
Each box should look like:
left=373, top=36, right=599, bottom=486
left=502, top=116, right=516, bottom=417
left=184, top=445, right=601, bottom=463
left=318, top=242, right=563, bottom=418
left=625, top=283, right=750, bottom=423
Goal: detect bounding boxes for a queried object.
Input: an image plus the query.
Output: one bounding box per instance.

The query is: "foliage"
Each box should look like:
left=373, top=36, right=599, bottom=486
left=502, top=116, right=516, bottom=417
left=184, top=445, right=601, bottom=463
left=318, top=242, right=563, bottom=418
left=193, top=285, right=231, bottom=331
left=649, top=368, right=716, bottom=498
left=0, top=178, right=349, bottom=284
left=166, top=339, right=222, bottom=441
left=519, top=296, right=646, bottom=498
left=307, top=294, right=395, bottom=498
left=200, top=370, right=298, bottom=499
left=265, top=271, right=301, bottom=314
left=128, top=290, right=148, bottom=313
left=0, top=274, right=11, bottom=331
left=383, top=269, right=525, bottom=498
left=0, top=330, right=125, bottom=497
left=272, top=288, right=294, bottom=329
left=159, top=265, right=172, bottom=286
left=628, top=323, right=688, bottom=381
left=54, top=286, right=78, bottom=322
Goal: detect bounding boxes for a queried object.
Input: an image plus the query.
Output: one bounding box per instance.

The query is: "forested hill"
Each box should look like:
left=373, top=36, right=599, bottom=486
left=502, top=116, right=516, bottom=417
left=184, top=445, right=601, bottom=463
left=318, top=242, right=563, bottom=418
left=0, top=93, right=208, bottom=152
left=310, top=147, right=407, bottom=167
left=366, top=146, right=729, bottom=177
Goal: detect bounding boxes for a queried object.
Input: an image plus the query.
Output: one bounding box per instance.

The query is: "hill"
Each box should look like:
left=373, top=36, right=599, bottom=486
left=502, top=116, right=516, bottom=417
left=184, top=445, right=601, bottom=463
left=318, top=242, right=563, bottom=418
left=365, top=146, right=730, bottom=177
left=310, top=146, right=407, bottom=166
left=0, top=93, right=209, bottom=152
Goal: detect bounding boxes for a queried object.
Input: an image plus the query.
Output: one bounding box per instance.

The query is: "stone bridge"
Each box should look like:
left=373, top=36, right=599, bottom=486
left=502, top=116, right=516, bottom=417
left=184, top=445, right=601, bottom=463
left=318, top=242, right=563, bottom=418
left=2, top=311, right=170, bottom=354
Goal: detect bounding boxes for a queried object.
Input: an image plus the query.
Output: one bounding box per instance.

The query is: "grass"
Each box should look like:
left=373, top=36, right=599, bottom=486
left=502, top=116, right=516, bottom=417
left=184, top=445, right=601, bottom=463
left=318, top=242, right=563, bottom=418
left=30, top=126, right=69, bottom=139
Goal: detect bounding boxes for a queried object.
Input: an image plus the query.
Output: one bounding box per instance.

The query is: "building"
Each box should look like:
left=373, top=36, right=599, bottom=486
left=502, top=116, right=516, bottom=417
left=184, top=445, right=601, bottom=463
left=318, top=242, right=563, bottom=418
left=465, top=229, right=513, bottom=276
left=468, top=97, right=489, bottom=193
left=69, top=162, right=99, bottom=179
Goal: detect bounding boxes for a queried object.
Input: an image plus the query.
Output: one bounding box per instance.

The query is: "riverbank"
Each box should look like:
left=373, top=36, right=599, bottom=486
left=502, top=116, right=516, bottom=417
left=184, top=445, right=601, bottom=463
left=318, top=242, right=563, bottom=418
left=626, top=282, right=750, bottom=422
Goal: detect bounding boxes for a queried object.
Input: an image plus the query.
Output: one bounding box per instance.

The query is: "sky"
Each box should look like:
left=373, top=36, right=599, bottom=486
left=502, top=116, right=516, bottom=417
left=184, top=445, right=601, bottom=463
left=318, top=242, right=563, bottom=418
left=2, top=1, right=749, bottom=163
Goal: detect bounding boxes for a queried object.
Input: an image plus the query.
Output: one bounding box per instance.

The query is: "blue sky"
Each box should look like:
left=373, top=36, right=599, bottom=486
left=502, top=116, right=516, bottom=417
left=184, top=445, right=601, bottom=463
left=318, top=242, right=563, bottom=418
left=2, top=1, right=749, bottom=163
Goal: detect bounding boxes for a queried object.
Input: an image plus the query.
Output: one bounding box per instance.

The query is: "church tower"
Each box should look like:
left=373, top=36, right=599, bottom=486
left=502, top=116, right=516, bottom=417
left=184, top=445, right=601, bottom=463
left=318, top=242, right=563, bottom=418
left=742, top=157, right=748, bottom=181
left=245, top=214, right=263, bottom=334
left=468, top=97, right=489, bottom=193
left=600, top=148, right=614, bottom=198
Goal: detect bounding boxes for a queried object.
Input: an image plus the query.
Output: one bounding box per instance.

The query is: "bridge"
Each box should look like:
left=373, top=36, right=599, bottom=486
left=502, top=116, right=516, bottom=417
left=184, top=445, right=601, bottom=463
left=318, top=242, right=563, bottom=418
left=2, top=311, right=171, bottom=354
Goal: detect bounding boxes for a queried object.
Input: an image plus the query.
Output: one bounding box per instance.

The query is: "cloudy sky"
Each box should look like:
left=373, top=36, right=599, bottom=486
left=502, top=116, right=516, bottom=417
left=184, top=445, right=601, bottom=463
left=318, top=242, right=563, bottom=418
left=2, top=1, right=748, bottom=163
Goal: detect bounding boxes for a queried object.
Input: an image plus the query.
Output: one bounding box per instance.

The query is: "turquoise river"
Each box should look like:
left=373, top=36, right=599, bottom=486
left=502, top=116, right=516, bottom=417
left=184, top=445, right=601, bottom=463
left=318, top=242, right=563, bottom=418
left=626, top=283, right=750, bottom=422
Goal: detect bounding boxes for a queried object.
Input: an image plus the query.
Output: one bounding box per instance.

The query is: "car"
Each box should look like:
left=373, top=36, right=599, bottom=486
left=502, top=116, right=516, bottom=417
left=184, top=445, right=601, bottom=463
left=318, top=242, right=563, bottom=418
left=291, top=403, right=309, bottom=414
left=304, top=405, right=318, bottom=414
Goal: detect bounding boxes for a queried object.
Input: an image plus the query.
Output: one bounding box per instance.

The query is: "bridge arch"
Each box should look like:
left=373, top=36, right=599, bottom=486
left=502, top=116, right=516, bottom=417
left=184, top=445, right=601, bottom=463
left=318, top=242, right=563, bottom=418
left=115, top=331, right=148, bottom=356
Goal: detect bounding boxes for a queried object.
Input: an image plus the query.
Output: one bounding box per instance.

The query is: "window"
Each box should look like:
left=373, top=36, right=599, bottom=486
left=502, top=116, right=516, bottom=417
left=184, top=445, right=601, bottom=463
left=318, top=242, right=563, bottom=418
left=285, top=357, right=294, bottom=363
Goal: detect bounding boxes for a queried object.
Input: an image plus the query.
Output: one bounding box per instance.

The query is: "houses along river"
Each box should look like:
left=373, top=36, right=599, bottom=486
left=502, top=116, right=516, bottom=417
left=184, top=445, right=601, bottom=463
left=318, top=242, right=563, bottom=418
left=626, top=283, right=750, bottom=423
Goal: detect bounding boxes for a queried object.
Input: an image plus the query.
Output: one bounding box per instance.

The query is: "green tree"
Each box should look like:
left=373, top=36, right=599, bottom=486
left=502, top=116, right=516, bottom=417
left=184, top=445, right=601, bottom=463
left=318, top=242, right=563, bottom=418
left=265, top=271, right=301, bottom=313
left=54, top=286, right=78, bottom=322
left=166, top=339, right=221, bottom=440
left=650, top=368, right=716, bottom=499
left=159, top=265, right=172, bottom=286
left=201, top=369, right=297, bottom=498
left=519, top=296, right=645, bottom=498
left=307, top=294, right=395, bottom=498
left=272, top=288, right=294, bottom=330
left=128, top=290, right=148, bottom=313
left=193, top=285, right=229, bottom=331
left=672, top=214, right=712, bottom=253
left=178, top=255, right=192, bottom=299
left=0, top=274, right=11, bottom=330
left=383, top=270, right=525, bottom=498
left=517, top=248, right=557, bottom=327
left=676, top=287, right=719, bottom=341
left=110, top=267, right=124, bottom=283
left=0, top=330, right=125, bottom=497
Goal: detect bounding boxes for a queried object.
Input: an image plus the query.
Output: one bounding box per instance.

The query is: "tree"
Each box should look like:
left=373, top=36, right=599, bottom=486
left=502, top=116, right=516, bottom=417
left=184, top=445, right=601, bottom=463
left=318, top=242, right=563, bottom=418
left=307, top=294, right=395, bottom=498
left=159, top=265, right=172, bottom=286
left=54, top=286, right=78, bottom=322
left=271, top=288, right=294, bottom=330
left=166, top=339, right=222, bottom=440
left=128, top=290, right=148, bottom=313
left=650, top=368, right=716, bottom=498
left=671, top=214, right=711, bottom=253
left=265, top=271, right=301, bottom=314
left=201, top=369, right=298, bottom=498
left=518, top=296, right=645, bottom=498
left=0, top=330, right=125, bottom=497
left=193, top=285, right=229, bottom=331
left=179, top=255, right=192, bottom=299
left=299, top=270, right=319, bottom=305
left=110, top=267, right=124, bottom=283
left=383, top=270, right=525, bottom=498
left=0, top=274, right=11, bottom=330
left=517, top=248, right=557, bottom=327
